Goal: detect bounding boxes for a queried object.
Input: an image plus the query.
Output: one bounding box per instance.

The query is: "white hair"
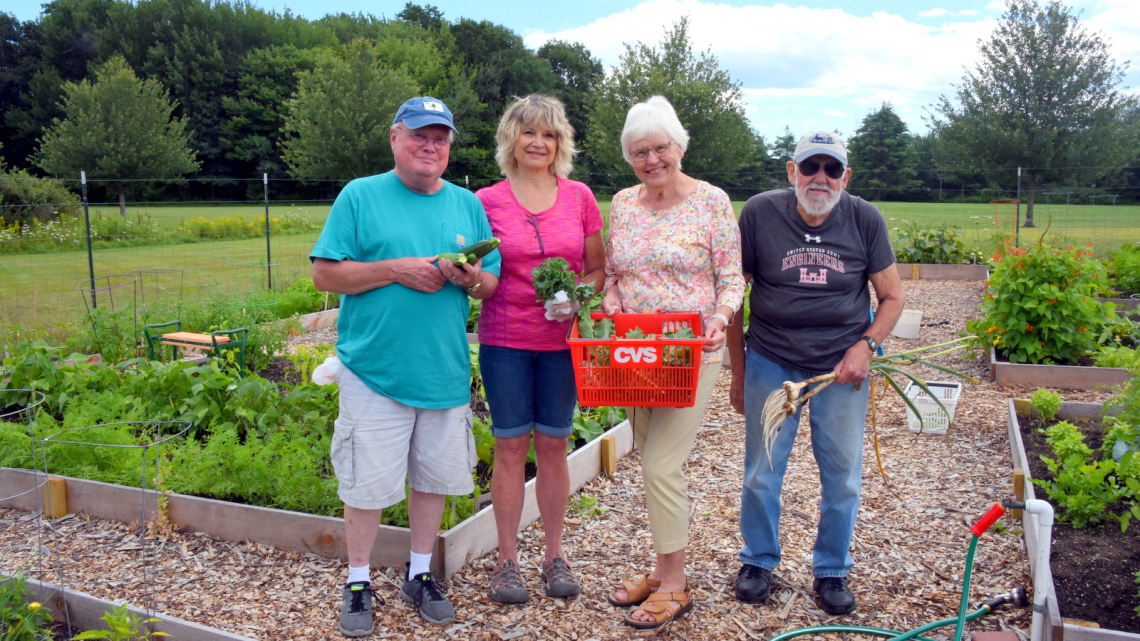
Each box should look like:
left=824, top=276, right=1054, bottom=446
left=620, top=96, right=690, bottom=166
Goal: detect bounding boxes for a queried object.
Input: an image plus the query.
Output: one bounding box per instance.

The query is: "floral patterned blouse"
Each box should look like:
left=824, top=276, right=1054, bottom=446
left=604, top=181, right=746, bottom=363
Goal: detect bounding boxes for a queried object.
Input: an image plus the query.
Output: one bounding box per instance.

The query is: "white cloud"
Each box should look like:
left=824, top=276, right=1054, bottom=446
left=523, top=0, right=1137, bottom=137
left=985, top=0, right=1004, bottom=11
left=919, top=8, right=952, bottom=18
left=959, top=9, right=979, bottom=16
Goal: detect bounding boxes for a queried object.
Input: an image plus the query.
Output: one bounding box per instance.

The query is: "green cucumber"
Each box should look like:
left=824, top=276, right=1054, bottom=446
left=458, top=237, right=500, bottom=262
left=438, top=252, right=467, bottom=265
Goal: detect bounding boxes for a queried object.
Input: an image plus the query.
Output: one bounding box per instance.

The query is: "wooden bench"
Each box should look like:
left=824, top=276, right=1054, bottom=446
left=143, top=321, right=249, bottom=372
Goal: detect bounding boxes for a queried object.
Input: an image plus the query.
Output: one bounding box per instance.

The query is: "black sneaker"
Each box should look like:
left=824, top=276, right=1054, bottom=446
left=338, top=581, right=381, bottom=637
left=813, top=576, right=856, bottom=615
left=401, top=563, right=455, bottom=624
left=734, top=564, right=773, bottom=603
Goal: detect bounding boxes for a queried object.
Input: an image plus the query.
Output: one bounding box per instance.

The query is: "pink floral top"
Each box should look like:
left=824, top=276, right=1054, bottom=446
left=604, top=181, right=745, bottom=363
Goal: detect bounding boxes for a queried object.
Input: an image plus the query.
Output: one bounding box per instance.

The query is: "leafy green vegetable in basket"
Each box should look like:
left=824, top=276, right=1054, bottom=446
left=532, top=257, right=595, bottom=304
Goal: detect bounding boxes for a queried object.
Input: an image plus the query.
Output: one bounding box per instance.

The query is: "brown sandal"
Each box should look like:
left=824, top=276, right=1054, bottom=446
left=606, top=575, right=660, bottom=607
left=624, top=586, right=694, bottom=630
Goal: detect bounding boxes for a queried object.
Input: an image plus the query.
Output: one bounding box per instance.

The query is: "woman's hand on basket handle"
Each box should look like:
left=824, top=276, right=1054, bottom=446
left=702, top=306, right=731, bottom=353
left=601, top=284, right=623, bottom=316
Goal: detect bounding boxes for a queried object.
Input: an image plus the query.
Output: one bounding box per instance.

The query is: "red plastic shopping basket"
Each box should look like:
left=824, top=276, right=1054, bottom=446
left=567, top=311, right=707, bottom=407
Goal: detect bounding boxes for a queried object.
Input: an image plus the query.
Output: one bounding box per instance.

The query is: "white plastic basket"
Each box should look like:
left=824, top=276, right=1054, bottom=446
left=902, top=381, right=962, bottom=435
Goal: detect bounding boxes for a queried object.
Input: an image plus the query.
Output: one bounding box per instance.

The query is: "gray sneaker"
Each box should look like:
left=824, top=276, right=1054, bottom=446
left=540, top=555, right=581, bottom=598
left=401, top=563, right=455, bottom=624
left=489, top=559, right=529, bottom=604
left=338, top=581, right=380, bottom=637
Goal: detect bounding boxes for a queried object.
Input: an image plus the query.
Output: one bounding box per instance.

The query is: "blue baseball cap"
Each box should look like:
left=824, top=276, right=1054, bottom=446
left=393, top=96, right=457, bottom=132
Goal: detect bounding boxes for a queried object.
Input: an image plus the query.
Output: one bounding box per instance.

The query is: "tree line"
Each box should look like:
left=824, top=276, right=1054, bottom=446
left=0, top=0, right=1136, bottom=223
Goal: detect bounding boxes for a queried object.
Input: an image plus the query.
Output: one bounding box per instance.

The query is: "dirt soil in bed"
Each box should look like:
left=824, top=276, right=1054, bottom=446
left=1018, top=415, right=1140, bottom=633
left=1, top=279, right=1131, bottom=640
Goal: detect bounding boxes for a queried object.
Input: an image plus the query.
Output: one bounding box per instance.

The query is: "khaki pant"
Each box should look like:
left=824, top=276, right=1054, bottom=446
left=627, top=360, right=721, bottom=554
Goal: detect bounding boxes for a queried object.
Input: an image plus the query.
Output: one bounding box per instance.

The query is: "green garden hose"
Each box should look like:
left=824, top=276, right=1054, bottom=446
left=764, top=505, right=1027, bottom=641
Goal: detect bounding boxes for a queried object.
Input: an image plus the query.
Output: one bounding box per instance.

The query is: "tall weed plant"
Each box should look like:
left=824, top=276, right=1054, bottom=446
left=968, top=240, right=1111, bottom=364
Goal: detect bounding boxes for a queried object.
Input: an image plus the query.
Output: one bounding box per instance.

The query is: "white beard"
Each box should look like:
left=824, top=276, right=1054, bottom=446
left=796, top=181, right=841, bottom=217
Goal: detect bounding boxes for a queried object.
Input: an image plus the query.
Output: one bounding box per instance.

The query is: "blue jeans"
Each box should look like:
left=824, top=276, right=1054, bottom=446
left=740, top=348, right=868, bottom=578
left=478, top=345, right=577, bottom=439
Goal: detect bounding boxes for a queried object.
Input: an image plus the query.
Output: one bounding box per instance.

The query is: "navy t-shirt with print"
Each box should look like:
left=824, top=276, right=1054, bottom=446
left=739, top=187, right=895, bottom=373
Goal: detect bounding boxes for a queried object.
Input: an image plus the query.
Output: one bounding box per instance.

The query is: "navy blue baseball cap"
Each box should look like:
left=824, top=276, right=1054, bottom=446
left=393, top=96, right=457, bottom=132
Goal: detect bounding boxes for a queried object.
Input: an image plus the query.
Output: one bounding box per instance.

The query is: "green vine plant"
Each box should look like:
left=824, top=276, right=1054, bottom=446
left=967, top=239, right=1112, bottom=365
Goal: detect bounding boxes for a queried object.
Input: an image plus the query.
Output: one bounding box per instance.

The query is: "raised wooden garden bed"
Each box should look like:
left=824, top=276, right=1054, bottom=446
left=0, top=573, right=254, bottom=641
left=895, top=263, right=989, bottom=280
left=297, top=308, right=338, bottom=331
left=1097, top=298, right=1140, bottom=321
left=0, top=419, right=632, bottom=578
left=1006, top=399, right=1140, bottom=641
left=990, top=346, right=1131, bottom=390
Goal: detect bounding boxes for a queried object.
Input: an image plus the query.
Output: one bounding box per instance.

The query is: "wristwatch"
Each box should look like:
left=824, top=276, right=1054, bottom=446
left=861, top=335, right=878, bottom=353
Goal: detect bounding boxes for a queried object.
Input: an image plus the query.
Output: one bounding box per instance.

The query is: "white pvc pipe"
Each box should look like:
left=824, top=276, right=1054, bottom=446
left=1024, top=499, right=1054, bottom=641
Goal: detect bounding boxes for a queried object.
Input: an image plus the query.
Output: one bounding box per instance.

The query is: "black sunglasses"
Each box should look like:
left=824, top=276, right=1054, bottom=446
left=525, top=214, right=545, bottom=255
left=798, top=157, right=846, bottom=180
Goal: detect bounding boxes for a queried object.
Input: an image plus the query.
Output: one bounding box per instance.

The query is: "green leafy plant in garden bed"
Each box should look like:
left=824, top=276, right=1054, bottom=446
left=1108, top=243, right=1140, bottom=297
left=0, top=572, right=53, bottom=641
left=1031, top=388, right=1063, bottom=421
left=892, top=221, right=975, bottom=264
left=71, top=602, right=166, bottom=641
left=1032, top=371, right=1140, bottom=531
left=57, top=281, right=327, bottom=369
left=967, top=240, right=1116, bottom=364
left=1, top=338, right=627, bottom=529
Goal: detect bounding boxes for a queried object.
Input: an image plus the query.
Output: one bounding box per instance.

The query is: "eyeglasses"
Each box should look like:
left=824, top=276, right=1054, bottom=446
left=525, top=213, right=545, bottom=255
left=798, top=157, right=846, bottom=180
left=630, top=141, right=675, bottom=162
left=398, top=125, right=451, bottom=150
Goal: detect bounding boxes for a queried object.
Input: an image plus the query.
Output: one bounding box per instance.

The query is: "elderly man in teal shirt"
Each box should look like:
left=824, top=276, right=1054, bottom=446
left=311, top=96, right=501, bottom=635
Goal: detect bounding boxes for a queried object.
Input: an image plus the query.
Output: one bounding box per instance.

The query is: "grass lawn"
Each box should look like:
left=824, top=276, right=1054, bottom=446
left=4, top=199, right=1139, bottom=341
left=113, top=202, right=333, bottom=226
left=1, top=232, right=321, bottom=340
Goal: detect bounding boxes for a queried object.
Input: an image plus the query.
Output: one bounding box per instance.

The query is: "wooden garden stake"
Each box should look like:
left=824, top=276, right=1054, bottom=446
left=600, top=434, right=617, bottom=476
left=1012, top=469, right=1025, bottom=519
left=42, top=476, right=68, bottom=519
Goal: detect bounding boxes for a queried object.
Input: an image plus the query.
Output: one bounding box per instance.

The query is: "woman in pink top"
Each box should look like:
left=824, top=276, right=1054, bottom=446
left=475, top=94, right=605, bottom=604
left=602, top=96, right=745, bottom=630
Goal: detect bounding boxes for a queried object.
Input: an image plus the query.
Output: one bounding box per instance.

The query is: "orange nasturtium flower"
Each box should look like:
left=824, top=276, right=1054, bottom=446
left=1025, top=325, right=1034, bottom=331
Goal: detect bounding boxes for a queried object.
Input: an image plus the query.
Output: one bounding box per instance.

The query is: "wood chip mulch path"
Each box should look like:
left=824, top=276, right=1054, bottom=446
left=1, top=279, right=1119, bottom=640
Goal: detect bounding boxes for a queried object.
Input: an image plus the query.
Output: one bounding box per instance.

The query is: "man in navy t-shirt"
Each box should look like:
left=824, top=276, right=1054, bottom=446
left=726, top=130, right=906, bottom=615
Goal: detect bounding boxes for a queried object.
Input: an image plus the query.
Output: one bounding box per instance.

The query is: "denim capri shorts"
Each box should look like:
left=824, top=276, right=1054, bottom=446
left=478, top=344, right=578, bottom=439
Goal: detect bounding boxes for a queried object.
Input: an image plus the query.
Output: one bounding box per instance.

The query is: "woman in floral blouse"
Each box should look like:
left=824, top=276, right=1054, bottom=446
left=602, top=95, right=745, bottom=631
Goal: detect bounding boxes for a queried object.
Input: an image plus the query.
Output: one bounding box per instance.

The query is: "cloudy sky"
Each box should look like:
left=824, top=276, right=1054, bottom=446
left=8, top=0, right=1138, bottom=141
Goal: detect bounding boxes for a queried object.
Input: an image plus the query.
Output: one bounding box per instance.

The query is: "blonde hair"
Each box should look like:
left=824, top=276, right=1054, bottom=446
left=620, top=95, right=690, bottom=166
left=495, top=94, right=576, bottom=178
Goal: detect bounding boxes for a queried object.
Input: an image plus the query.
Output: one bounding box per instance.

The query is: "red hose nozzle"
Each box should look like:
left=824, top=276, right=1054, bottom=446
left=970, top=503, right=1006, bottom=537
